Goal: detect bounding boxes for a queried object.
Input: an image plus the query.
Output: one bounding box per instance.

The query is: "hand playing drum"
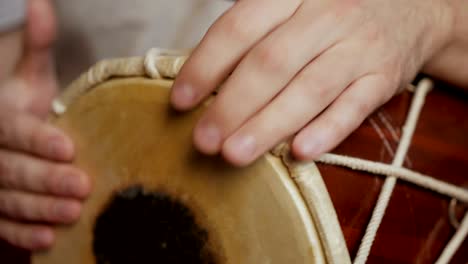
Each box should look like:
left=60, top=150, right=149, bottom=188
left=0, top=0, right=90, bottom=252
left=26, top=51, right=468, bottom=263
left=0, top=0, right=467, bottom=263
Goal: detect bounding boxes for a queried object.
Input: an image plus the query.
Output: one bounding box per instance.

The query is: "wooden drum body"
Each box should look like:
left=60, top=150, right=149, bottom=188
left=23, top=50, right=468, bottom=263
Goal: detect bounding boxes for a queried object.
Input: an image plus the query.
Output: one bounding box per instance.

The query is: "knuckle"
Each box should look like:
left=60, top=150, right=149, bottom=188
left=217, top=14, right=254, bottom=43
left=27, top=196, right=48, bottom=221
left=331, top=0, right=362, bottom=19
left=0, top=125, right=6, bottom=145
left=14, top=162, right=29, bottom=191
left=361, top=22, right=384, bottom=44
left=253, top=44, right=288, bottom=74
left=0, top=154, right=7, bottom=178
left=355, top=100, right=375, bottom=116
left=47, top=198, right=80, bottom=223
left=327, top=118, right=347, bottom=137
left=299, top=72, right=336, bottom=99
left=0, top=112, right=12, bottom=145
left=0, top=153, right=14, bottom=188
left=45, top=199, right=58, bottom=220
left=378, top=75, right=399, bottom=103
left=320, top=0, right=362, bottom=30
left=29, top=124, right=48, bottom=154
left=312, top=77, right=336, bottom=98
left=0, top=192, right=19, bottom=218
left=44, top=165, right=64, bottom=194
left=0, top=192, right=9, bottom=213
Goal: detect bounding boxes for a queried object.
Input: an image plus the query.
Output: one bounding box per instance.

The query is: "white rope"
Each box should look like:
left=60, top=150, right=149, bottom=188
left=435, top=212, right=468, bottom=264
left=316, top=78, right=467, bottom=263
left=144, top=48, right=188, bottom=79
left=52, top=99, right=67, bottom=115
left=53, top=49, right=190, bottom=116
left=316, top=154, right=468, bottom=203
left=449, top=198, right=463, bottom=229
left=144, top=48, right=166, bottom=79
left=318, top=152, right=468, bottom=262
left=352, top=79, right=432, bottom=264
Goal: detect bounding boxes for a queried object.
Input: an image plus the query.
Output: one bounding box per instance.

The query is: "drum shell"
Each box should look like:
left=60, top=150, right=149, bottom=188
left=320, top=84, right=468, bottom=263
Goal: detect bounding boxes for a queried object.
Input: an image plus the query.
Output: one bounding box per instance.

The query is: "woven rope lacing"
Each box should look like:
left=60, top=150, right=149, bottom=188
left=315, top=79, right=467, bottom=264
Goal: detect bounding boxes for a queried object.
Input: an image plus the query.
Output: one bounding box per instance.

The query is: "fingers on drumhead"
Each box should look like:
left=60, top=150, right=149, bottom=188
left=0, top=150, right=91, bottom=199
left=0, top=191, right=78, bottom=250
left=292, top=74, right=392, bottom=160
left=219, top=45, right=363, bottom=166
left=171, top=0, right=301, bottom=111
left=0, top=110, right=74, bottom=161
left=0, top=190, right=82, bottom=224
left=0, top=218, right=54, bottom=250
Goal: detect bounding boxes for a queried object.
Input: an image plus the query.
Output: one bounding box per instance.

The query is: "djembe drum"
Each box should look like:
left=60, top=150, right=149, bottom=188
left=26, top=49, right=467, bottom=264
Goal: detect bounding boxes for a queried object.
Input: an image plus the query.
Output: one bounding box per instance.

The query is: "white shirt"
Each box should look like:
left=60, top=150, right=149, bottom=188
left=54, top=0, right=232, bottom=85
left=0, top=0, right=26, bottom=32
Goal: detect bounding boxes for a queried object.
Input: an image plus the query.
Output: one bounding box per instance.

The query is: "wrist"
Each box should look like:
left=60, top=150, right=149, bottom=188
left=448, top=0, right=468, bottom=44
left=421, top=0, right=468, bottom=88
left=428, top=0, right=456, bottom=55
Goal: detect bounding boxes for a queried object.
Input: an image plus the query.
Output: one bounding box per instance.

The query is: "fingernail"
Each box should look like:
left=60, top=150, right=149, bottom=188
left=48, top=136, right=70, bottom=160
left=54, top=201, right=80, bottom=221
left=33, top=229, right=54, bottom=248
left=298, top=138, right=323, bottom=160
left=34, top=0, right=50, bottom=18
left=172, top=83, right=195, bottom=109
left=301, top=141, right=317, bottom=157
left=226, top=135, right=257, bottom=164
left=62, top=173, right=89, bottom=198
left=76, top=173, right=90, bottom=197
left=195, top=122, right=221, bottom=154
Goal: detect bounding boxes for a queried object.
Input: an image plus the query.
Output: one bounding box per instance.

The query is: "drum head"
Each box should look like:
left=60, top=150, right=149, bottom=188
left=32, top=78, right=325, bottom=263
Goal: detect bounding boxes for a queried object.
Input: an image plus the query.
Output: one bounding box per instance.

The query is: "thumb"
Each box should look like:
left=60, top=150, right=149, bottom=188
left=15, top=0, right=58, bottom=117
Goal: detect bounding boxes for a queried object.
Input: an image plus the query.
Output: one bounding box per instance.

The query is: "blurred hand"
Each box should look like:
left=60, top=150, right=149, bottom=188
left=172, top=0, right=454, bottom=166
left=0, top=0, right=90, bottom=250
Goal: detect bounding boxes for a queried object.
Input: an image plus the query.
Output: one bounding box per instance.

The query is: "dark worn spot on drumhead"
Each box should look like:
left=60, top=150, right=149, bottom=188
left=93, top=185, right=218, bottom=264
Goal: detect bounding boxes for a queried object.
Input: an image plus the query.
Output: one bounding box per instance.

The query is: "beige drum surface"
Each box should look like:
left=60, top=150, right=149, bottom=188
left=32, top=78, right=325, bottom=264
